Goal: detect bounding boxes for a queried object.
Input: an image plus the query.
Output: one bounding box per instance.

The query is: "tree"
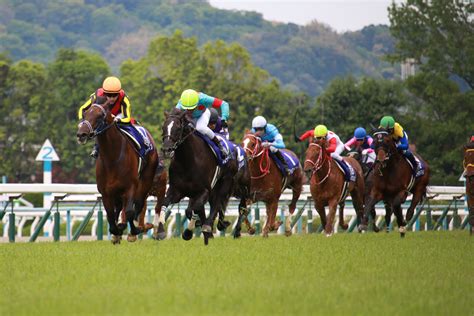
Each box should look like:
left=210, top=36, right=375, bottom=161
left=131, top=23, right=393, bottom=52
left=388, top=0, right=474, bottom=89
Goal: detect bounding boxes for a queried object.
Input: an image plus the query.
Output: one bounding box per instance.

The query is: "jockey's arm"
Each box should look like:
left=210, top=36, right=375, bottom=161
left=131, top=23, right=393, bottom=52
left=270, top=134, right=286, bottom=149
left=200, top=93, right=230, bottom=122
left=344, top=137, right=356, bottom=151
left=77, top=93, right=96, bottom=120
left=396, top=132, right=409, bottom=151
left=299, top=130, right=314, bottom=141
left=117, top=96, right=132, bottom=124
left=326, top=137, right=337, bottom=153
left=365, top=137, right=375, bottom=153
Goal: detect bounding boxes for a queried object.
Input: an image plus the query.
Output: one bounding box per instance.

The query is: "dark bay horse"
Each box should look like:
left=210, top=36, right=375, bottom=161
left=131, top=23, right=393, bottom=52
left=463, top=142, right=474, bottom=235
left=161, top=108, right=245, bottom=244
left=359, top=130, right=430, bottom=237
left=304, top=141, right=365, bottom=236
left=241, top=133, right=304, bottom=237
left=76, top=103, right=159, bottom=244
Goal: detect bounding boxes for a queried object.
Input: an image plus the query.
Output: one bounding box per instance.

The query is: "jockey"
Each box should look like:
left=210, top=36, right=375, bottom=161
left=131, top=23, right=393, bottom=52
left=251, top=116, right=290, bottom=175
left=208, top=108, right=228, bottom=139
left=379, top=116, right=418, bottom=174
left=295, top=129, right=315, bottom=143
left=78, top=76, right=133, bottom=159
left=344, top=127, right=376, bottom=166
left=176, top=89, right=230, bottom=158
left=314, top=124, right=351, bottom=180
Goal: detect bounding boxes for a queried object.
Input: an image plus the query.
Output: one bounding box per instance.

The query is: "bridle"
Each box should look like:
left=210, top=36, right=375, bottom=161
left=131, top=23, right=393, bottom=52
left=242, top=134, right=271, bottom=179
left=77, top=104, right=114, bottom=139
left=162, top=114, right=195, bottom=153
left=305, top=142, right=331, bottom=184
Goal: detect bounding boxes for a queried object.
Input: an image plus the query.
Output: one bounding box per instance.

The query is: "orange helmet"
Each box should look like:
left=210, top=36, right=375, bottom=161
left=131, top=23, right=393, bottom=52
left=102, top=76, right=121, bottom=93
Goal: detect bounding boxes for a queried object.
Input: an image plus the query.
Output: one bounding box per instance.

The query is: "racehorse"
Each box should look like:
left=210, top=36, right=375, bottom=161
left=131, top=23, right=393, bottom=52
left=303, top=140, right=365, bottom=236
left=241, top=133, right=304, bottom=237
left=359, top=129, right=430, bottom=237
left=463, top=141, right=474, bottom=235
left=347, top=150, right=392, bottom=232
left=161, top=108, right=245, bottom=244
left=76, top=103, right=159, bottom=244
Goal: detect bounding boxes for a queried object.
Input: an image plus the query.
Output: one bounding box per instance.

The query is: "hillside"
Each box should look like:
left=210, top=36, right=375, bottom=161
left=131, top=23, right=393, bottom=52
left=0, top=0, right=397, bottom=96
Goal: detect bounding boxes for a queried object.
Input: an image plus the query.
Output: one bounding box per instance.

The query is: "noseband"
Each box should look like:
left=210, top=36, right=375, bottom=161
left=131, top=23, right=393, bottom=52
left=162, top=115, right=194, bottom=153
left=305, top=142, right=331, bottom=184
left=242, top=134, right=271, bottom=179
left=77, top=104, right=113, bottom=139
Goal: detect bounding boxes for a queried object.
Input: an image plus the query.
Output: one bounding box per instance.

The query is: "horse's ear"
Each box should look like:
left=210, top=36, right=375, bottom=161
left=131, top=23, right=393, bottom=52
left=244, top=128, right=250, bottom=134
left=164, top=111, right=169, bottom=118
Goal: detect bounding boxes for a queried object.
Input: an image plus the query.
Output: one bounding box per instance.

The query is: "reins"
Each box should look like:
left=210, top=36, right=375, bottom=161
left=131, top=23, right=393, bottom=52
left=305, top=142, right=331, bottom=184
left=243, top=134, right=271, bottom=179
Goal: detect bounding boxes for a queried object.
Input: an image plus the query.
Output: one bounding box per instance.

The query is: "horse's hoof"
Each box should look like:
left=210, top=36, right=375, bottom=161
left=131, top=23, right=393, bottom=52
left=182, top=229, right=193, bottom=241
left=217, top=220, right=231, bottom=231
left=233, top=231, right=241, bottom=239
left=325, top=232, right=333, bottom=237
left=262, top=232, right=269, bottom=238
left=202, top=224, right=212, bottom=233
left=285, top=230, right=292, bottom=237
left=272, top=221, right=282, bottom=231
left=143, top=223, right=154, bottom=232
left=340, top=223, right=349, bottom=230
left=247, top=227, right=256, bottom=235
left=111, top=235, right=121, bottom=245
left=203, top=232, right=212, bottom=245
left=373, top=225, right=380, bottom=233
left=399, top=226, right=406, bottom=238
left=153, top=223, right=166, bottom=240
left=127, top=234, right=137, bottom=242
left=358, top=224, right=368, bottom=232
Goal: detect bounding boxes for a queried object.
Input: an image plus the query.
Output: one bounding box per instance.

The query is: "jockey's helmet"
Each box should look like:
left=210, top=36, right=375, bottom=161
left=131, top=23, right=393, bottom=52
left=209, top=108, right=219, bottom=124
left=179, top=89, right=199, bottom=110
left=314, top=125, right=328, bottom=138
left=379, top=116, right=395, bottom=129
left=252, top=116, right=267, bottom=129
left=354, top=127, right=367, bottom=140
left=102, top=76, right=121, bottom=93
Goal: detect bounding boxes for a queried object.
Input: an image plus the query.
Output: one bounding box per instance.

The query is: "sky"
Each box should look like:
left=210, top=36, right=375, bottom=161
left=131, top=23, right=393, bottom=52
left=209, top=0, right=396, bottom=33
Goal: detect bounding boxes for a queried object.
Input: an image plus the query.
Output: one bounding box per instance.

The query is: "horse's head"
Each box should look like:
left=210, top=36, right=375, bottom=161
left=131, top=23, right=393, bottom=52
left=303, top=141, right=328, bottom=179
left=373, top=129, right=397, bottom=167
left=161, top=108, right=194, bottom=158
left=241, top=132, right=263, bottom=159
left=76, top=103, right=113, bottom=145
left=464, top=142, right=474, bottom=179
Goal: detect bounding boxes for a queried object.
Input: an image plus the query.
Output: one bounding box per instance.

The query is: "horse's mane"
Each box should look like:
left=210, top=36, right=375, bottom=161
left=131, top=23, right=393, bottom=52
left=466, top=141, right=474, bottom=150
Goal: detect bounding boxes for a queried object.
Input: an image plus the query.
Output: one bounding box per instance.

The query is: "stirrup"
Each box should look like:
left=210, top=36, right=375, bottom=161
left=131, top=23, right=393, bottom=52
left=90, top=150, right=98, bottom=159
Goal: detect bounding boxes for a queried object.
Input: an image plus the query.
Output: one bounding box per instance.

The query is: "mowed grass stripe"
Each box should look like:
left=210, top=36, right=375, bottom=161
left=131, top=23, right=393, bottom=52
left=0, top=231, right=472, bottom=315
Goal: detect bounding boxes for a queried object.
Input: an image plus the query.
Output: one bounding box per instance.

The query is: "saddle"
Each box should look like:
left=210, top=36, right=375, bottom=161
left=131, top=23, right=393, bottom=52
left=118, top=124, right=154, bottom=158
left=269, top=151, right=300, bottom=176
left=195, top=132, right=234, bottom=166
left=334, top=159, right=356, bottom=182
left=405, top=156, right=425, bottom=178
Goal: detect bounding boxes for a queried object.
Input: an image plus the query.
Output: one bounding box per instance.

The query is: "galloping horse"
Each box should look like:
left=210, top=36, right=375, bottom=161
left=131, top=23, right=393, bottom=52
left=76, top=103, right=159, bottom=244
left=241, top=133, right=304, bottom=237
left=161, top=108, right=245, bottom=244
left=359, top=130, right=430, bottom=237
left=463, top=141, right=474, bottom=235
left=304, top=141, right=365, bottom=236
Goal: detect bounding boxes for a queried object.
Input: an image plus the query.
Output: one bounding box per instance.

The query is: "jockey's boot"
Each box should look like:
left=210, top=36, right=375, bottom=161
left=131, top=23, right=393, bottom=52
left=275, top=150, right=290, bottom=176
left=90, top=143, right=99, bottom=159
left=404, top=150, right=418, bottom=175
left=212, top=136, right=229, bottom=160
left=335, top=157, right=351, bottom=181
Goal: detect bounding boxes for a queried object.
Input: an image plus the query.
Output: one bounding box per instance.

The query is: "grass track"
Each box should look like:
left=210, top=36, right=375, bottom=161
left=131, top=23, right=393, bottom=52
left=1, top=231, right=473, bottom=315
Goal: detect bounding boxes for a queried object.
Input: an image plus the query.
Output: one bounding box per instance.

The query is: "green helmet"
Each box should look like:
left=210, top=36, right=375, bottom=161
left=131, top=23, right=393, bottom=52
left=379, top=116, right=395, bottom=129
left=314, top=124, right=328, bottom=137
left=179, top=89, right=199, bottom=110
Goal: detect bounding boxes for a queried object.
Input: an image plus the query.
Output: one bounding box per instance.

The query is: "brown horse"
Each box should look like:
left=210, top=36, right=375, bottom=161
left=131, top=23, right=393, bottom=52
left=241, top=133, right=304, bottom=237
left=76, top=103, right=159, bottom=244
left=303, top=141, right=365, bottom=236
left=463, top=142, right=474, bottom=235
left=359, top=130, right=430, bottom=237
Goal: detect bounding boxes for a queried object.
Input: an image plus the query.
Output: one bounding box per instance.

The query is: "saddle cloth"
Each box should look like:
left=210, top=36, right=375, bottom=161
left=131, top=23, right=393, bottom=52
left=118, top=125, right=154, bottom=158
left=269, top=150, right=300, bottom=176
left=405, top=156, right=425, bottom=178
left=334, top=159, right=356, bottom=182
left=195, top=132, right=239, bottom=167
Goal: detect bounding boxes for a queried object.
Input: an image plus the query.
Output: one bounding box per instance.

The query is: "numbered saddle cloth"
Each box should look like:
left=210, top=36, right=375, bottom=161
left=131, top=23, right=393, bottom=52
left=405, top=156, right=425, bottom=178
left=118, top=125, right=154, bottom=158
left=195, top=132, right=235, bottom=166
left=334, top=159, right=356, bottom=182
left=269, top=150, right=300, bottom=176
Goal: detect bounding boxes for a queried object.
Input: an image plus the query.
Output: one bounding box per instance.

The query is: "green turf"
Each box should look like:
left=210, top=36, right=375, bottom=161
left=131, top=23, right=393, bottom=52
left=1, top=231, right=473, bottom=315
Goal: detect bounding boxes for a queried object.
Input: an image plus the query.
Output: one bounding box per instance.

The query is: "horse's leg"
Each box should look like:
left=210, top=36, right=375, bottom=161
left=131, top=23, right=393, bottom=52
left=262, top=201, right=273, bottom=238
left=152, top=173, right=168, bottom=240
left=405, top=185, right=426, bottom=222
left=288, top=169, right=303, bottom=214
left=384, top=201, right=393, bottom=232
left=115, top=199, right=126, bottom=232
left=338, top=202, right=348, bottom=230
left=205, top=178, right=232, bottom=239
left=103, top=195, right=122, bottom=244
left=325, top=199, right=338, bottom=236
left=270, top=200, right=283, bottom=232
left=314, top=201, right=327, bottom=231
left=359, top=189, right=383, bottom=232
left=393, top=192, right=407, bottom=238
left=182, top=190, right=209, bottom=242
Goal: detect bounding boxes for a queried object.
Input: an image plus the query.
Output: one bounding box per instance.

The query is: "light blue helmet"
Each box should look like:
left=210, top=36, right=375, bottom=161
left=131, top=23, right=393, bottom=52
left=354, top=127, right=367, bottom=140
